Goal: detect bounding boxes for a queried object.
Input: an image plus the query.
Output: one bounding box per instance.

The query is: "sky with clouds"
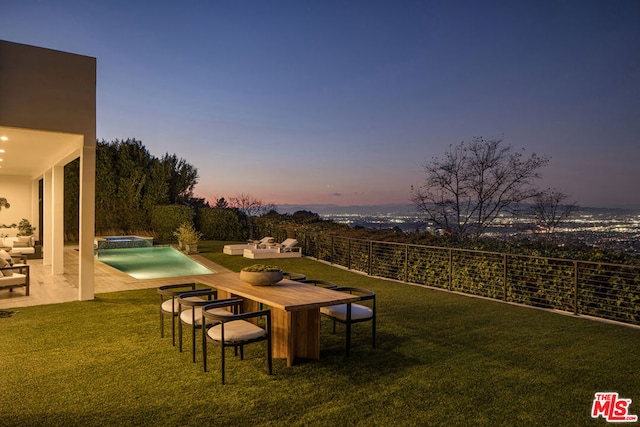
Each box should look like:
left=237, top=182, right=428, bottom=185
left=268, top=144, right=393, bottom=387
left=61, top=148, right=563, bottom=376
left=3, top=0, right=640, bottom=208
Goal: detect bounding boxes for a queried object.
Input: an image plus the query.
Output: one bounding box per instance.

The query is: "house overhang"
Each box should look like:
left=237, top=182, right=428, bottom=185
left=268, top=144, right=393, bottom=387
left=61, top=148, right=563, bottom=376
left=0, top=126, right=84, bottom=179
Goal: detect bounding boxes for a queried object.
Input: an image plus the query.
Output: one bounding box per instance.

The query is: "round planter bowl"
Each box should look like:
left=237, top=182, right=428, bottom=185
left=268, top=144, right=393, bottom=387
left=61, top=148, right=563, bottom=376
left=240, top=270, right=284, bottom=286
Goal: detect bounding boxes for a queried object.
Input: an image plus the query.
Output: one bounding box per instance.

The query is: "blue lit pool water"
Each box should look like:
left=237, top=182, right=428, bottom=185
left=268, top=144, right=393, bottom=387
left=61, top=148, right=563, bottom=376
left=97, top=246, right=215, bottom=279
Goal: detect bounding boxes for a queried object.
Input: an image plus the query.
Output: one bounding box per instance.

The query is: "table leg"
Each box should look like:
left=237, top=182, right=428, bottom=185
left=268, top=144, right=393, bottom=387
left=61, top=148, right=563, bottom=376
left=271, top=308, right=320, bottom=366
left=215, top=289, right=321, bottom=366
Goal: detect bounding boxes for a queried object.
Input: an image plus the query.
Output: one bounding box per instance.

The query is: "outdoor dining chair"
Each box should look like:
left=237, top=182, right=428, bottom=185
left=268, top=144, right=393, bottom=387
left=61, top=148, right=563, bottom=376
left=177, top=288, right=224, bottom=362
left=157, top=283, right=197, bottom=345
left=202, top=298, right=272, bottom=384
left=282, top=271, right=306, bottom=281
left=299, top=279, right=338, bottom=289
left=320, top=287, right=376, bottom=357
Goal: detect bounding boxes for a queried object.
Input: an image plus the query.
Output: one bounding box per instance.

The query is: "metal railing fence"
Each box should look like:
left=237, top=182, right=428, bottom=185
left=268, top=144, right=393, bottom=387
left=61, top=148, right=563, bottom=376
left=261, top=227, right=640, bottom=326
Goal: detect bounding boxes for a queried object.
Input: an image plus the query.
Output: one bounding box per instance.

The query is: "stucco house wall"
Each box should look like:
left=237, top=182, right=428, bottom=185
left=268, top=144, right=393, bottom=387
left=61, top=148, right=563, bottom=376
left=0, top=40, right=97, bottom=301
left=0, top=176, right=32, bottom=226
left=0, top=41, right=96, bottom=137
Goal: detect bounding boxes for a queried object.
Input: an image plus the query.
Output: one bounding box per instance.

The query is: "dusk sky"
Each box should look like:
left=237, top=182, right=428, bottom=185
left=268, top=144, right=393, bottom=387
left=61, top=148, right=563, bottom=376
left=3, top=1, right=640, bottom=208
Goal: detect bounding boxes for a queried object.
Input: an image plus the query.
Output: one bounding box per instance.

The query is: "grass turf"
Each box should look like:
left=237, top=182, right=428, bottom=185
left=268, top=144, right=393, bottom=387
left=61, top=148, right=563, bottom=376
left=1, top=241, right=639, bottom=426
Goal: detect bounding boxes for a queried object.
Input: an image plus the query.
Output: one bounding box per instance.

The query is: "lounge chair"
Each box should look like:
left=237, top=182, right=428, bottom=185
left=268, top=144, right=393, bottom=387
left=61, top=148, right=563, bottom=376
left=0, top=250, right=30, bottom=296
left=242, top=238, right=302, bottom=259
left=222, top=237, right=275, bottom=255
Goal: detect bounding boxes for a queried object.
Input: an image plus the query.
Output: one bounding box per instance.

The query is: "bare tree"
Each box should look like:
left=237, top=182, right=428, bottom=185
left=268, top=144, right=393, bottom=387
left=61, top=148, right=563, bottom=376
left=229, top=193, right=276, bottom=217
left=531, top=189, right=578, bottom=234
left=411, top=136, right=549, bottom=240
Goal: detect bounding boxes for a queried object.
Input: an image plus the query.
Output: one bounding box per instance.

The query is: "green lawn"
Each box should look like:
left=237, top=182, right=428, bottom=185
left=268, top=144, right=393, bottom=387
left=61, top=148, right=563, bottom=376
left=1, top=241, right=638, bottom=426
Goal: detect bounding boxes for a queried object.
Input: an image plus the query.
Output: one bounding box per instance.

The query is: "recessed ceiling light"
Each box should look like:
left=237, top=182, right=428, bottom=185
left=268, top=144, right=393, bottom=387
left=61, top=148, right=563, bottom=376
left=0, top=149, right=4, bottom=153
left=0, top=136, right=7, bottom=141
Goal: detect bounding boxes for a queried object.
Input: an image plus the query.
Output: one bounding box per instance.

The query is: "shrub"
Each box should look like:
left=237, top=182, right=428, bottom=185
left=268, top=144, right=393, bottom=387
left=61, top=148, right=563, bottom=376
left=151, top=205, right=193, bottom=241
left=173, top=222, right=202, bottom=245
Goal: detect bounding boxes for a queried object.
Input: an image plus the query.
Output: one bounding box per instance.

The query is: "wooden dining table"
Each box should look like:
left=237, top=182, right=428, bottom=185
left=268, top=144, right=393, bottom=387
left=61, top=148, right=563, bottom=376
left=199, top=272, right=358, bottom=366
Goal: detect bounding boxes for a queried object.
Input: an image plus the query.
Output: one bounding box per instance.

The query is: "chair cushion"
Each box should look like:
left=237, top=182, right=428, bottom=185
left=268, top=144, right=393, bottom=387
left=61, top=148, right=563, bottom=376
left=320, top=303, right=373, bottom=321
left=180, top=306, right=204, bottom=325
left=207, top=320, right=267, bottom=343
left=161, top=296, right=202, bottom=314
left=0, top=258, right=12, bottom=276
left=161, top=298, right=176, bottom=314
left=180, top=306, right=228, bottom=325
left=0, top=249, right=12, bottom=264
left=0, top=273, right=26, bottom=285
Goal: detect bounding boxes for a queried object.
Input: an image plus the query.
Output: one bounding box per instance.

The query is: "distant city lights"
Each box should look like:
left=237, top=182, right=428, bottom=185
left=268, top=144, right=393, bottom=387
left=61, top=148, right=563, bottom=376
left=319, top=207, right=640, bottom=254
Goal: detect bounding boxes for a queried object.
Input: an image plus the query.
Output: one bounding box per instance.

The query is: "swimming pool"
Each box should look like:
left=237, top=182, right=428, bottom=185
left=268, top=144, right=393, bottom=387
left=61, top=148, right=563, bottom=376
left=97, top=246, right=215, bottom=279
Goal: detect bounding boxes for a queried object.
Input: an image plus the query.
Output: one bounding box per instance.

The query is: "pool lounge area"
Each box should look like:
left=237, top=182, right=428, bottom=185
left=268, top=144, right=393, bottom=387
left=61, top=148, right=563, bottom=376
left=0, top=247, right=229, bottom=309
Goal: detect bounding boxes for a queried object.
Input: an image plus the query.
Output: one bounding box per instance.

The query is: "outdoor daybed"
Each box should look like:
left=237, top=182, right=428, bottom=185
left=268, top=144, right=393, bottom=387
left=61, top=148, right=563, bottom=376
left=243, top=238, right=302, bottom=259
left=223, top=237, right=275, bottom=255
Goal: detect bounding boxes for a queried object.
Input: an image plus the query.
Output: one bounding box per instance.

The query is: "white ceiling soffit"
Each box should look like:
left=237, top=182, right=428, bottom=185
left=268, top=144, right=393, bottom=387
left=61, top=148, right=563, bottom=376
left=0, top=126, right=84, bottom=178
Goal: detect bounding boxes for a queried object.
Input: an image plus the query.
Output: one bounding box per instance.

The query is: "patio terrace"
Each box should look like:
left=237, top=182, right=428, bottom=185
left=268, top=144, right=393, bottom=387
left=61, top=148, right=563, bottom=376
left=0, top=247, right=230, bottom=309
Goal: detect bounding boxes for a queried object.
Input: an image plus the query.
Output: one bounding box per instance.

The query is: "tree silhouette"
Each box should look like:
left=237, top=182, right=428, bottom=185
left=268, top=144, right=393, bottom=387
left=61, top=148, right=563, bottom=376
left=532, top=189, right=578, bottom=234
left=411, top=136, right=549, bottom=240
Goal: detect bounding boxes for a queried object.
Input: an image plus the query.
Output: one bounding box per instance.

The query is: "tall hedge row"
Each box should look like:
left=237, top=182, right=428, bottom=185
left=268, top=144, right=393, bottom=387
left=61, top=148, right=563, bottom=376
left=151, top=205, right=193, bottom=241
left=197, top=208, right=248, bottom=241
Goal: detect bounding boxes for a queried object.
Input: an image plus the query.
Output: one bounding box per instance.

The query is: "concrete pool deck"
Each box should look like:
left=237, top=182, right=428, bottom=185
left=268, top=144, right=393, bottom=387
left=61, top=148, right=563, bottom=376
left=0, top=246, right=231, bottom=309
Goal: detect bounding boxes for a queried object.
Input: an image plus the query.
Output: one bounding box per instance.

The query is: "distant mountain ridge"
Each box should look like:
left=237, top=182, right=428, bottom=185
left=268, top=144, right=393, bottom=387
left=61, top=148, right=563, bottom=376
left=277, top=203, right=417, bottom=215
left=277, top=203, right=640, bottom=216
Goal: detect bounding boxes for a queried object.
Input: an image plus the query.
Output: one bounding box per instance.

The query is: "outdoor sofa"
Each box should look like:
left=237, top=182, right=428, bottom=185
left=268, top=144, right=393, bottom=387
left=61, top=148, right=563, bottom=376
left=243, top=238, right=302, bottom=259
left=0, top=227, right=36, bottom=257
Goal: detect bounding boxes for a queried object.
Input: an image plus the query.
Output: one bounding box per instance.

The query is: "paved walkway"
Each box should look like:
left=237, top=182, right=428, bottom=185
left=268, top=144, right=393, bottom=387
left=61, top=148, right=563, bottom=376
left=0, top=248, right=230, bottom=309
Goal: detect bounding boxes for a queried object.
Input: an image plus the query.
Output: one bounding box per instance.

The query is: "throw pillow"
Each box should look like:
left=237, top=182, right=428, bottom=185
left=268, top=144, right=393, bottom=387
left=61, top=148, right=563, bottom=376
left=0, top=249, right=13, bottom=265
left=0, top=257, right=12, bottom=276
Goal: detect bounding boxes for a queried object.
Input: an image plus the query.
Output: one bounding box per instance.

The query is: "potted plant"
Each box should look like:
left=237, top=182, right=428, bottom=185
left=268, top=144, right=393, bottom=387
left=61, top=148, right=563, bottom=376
left=17, top=218, right=35, bottom=236
left=173, top=222, right=202, bottom=254
left=173, top=223, right=188, bottom=250
left=239, top=264, right=283, bottom=286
